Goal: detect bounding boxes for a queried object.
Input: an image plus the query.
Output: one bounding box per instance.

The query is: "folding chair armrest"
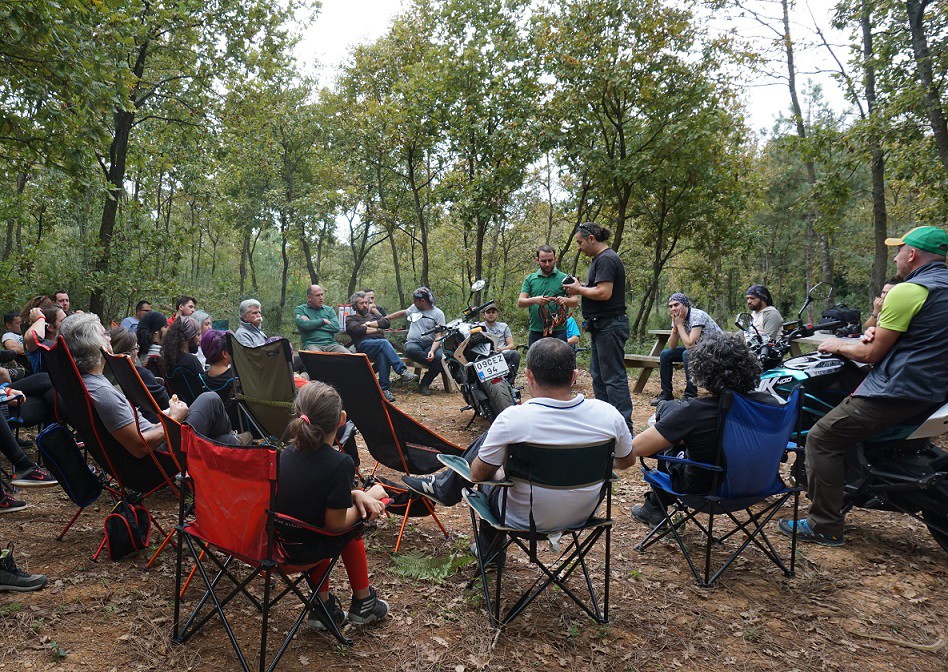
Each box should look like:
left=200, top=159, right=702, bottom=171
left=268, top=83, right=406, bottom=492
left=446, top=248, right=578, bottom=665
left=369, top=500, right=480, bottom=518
left=652, top=453, right=723, bottom=472
left=271, top=511, right=363, bottom=537
left=437, top=453, right=512, bottom=487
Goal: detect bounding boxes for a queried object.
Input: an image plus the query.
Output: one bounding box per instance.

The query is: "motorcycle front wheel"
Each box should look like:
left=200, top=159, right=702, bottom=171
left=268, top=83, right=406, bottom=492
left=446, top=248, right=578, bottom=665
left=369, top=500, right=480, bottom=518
left=483, top=380, right=515, bottom=421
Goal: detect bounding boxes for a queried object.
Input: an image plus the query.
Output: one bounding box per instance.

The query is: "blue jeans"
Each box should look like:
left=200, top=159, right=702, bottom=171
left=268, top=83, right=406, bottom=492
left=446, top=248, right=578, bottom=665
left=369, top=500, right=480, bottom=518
left=659, top=346, right=696, bottom=397
left=588, top=315, right=633, bottom=430
left=357, top=338, right=405, bottom=390
left=404, top=339, right=444, bottom=387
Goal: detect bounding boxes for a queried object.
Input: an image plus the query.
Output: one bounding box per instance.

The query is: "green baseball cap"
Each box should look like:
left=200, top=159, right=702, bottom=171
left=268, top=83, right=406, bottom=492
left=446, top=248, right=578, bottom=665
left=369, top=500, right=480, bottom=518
left=885, top=226, right=948, bottom=255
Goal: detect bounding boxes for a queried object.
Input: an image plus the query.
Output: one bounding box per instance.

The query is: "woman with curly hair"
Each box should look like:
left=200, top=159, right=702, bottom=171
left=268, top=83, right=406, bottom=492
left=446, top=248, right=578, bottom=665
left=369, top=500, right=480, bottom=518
left=161, top=316, right=202, bottom=378
left=629, top=332, right=772, bottom=527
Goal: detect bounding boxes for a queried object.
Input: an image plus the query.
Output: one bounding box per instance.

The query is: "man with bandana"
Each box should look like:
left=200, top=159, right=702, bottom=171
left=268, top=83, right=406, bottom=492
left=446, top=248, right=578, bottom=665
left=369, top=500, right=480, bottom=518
left=653, top=292, right=722, bottom=405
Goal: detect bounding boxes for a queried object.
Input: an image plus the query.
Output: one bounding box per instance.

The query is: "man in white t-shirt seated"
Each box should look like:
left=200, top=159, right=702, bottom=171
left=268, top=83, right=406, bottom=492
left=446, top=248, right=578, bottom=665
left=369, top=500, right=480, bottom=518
left=402, top=338, right=634, bottom=535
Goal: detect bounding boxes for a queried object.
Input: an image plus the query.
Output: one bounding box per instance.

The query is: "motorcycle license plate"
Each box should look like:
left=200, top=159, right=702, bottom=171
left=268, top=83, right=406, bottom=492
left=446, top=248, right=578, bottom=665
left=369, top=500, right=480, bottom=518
left=473, top=353, right=509, bottom=381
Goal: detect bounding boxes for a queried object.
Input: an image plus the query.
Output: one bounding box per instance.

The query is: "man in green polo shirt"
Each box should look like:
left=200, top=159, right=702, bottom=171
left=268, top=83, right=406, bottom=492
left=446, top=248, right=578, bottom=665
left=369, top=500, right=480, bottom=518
left=518, top=245, right=578, bottom=346
left=295, top=284, right=348, bottom=353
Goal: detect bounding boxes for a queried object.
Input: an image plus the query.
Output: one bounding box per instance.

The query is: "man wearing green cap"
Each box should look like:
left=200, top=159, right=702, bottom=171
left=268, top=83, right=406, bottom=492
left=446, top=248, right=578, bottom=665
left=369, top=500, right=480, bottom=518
left=779, top=225, right=948, bottom=547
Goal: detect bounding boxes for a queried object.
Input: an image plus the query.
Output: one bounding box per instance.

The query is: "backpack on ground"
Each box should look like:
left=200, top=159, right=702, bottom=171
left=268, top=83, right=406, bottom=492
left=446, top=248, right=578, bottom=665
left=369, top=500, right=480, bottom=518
left=103, top=500, right=151, bottom=561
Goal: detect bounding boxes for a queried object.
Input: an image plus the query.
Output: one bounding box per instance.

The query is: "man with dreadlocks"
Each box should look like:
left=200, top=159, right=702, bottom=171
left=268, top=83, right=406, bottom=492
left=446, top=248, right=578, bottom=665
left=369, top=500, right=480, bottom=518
left=518, top=245, right=578, bottom=346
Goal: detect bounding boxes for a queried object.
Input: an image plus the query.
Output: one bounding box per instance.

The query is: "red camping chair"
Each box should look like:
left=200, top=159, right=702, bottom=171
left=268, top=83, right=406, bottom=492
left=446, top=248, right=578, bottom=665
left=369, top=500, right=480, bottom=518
left=172, top=425, right=359, bottom=671
left=103, top=350, right=185, bottom=568
left=40, top=337, right=181, bottom=561
left=299, top=350, right=465, bottom=551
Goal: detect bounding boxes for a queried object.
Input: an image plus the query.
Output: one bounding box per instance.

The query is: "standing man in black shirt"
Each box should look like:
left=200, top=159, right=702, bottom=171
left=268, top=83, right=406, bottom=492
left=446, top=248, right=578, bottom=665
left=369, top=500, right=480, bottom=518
left=564, top=222, right=633, bottom=431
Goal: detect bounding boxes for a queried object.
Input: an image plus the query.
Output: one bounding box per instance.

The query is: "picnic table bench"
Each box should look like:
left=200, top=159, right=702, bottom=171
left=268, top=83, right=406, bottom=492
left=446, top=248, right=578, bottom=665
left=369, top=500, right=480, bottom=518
left=623, top=329, right=835, bottom=394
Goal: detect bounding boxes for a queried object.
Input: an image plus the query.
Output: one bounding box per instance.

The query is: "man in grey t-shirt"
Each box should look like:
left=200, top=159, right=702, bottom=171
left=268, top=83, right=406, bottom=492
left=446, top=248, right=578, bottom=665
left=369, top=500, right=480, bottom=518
left=480, top=305, right=519, bottom=385
left=653, top=292, right=722, bottom=404
left=402, top=287, right=447, bottom=396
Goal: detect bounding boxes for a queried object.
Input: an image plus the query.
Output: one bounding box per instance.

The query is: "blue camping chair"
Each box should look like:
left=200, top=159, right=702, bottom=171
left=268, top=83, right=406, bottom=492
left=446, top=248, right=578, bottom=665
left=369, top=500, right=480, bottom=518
left=635, top=387, right=803, bottom=586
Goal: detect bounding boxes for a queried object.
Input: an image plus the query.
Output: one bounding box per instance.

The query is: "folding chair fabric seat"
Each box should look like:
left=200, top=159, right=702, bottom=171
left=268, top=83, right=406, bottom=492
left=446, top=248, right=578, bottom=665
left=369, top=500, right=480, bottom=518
left=173, top=426, right=358, bottom=671
left=635, top=387, right=803, bottom=587
left=227, top=336, right=296, bottom=441
left=443, top=440, right=616, bottom=628
left=299, top=351, right=465, bottom=550
left=40, top=337, right=181, bottom=560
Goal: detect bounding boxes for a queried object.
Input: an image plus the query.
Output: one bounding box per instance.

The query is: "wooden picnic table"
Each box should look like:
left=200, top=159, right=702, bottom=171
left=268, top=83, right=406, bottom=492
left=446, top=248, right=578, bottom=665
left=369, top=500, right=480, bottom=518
left=625, top=329, right=675, bottom=394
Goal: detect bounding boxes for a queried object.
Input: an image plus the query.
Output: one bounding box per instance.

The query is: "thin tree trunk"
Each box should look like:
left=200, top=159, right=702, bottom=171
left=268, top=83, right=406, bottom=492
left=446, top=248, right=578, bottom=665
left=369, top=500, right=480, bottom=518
left=863, top=0, right=888, bottom=295
left=906, top=0, right=948, bottom=173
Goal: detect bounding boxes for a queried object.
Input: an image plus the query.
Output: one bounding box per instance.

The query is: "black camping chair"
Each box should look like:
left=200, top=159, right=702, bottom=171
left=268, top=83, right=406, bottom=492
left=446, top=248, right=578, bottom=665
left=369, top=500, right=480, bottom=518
left=227, top=335, right=296, bottom=442
left=634, top=387, right=803, bottom=587
left=438, top=440, right=616, bottom=628
left=40, top=337, right=181, bottom=561
left=299, top=351, right=467, bottom=552
left=173, top=425, right=361, bottom=671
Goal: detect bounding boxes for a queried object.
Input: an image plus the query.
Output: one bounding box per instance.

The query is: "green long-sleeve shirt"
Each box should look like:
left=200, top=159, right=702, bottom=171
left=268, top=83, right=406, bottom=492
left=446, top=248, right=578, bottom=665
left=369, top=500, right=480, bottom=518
left=295, top=303, right=339, bottom=349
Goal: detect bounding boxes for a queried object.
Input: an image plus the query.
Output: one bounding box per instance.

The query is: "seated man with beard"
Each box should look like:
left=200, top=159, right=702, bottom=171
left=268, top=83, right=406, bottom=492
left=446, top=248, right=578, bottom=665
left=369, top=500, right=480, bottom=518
left=344, top=291, right=417, bottom=403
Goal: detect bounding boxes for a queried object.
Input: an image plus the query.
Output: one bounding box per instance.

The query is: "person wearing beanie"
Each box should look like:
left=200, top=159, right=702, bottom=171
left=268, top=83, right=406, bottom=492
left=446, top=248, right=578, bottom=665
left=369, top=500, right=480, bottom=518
left=744, top=284, right=783, bottom=343
left=653, top=292, right=722, bottom=405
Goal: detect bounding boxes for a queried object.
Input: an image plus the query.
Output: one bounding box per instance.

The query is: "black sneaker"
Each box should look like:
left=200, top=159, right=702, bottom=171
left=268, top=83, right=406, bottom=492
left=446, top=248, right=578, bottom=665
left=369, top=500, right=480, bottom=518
left=469, top=539, right=506, bottom=570
left=650, top=392, right=674, bottom=407
left=0, top=350, right=17, bottom=363
left=348, top=586, right=389, bottom=625
left=16, top=436, right=34, bottom=448
left=0, top=491, right=27, bottom=514
left=400, top=474, right=448, bottom=507
left=10, top=467, right=58, bottom=488
left=0, top=546, right=47, bottom=592
left=308, top=593, right=348, bottom=631
left=419, top=384, right=432, bottom=396
left=630, top=495, right=667, bottom=527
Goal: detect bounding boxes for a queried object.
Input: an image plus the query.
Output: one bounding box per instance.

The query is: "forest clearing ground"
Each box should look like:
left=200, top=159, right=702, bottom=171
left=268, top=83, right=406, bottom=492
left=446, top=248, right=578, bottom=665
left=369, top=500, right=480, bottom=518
left=2, top=369, right=946, bottom=671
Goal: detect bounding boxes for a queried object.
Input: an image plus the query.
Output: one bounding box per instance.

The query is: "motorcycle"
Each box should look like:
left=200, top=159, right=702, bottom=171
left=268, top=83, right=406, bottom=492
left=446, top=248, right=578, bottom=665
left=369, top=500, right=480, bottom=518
left=736, top=283, right=948, bottom=553
left=409, top=280, right=518, bottom=426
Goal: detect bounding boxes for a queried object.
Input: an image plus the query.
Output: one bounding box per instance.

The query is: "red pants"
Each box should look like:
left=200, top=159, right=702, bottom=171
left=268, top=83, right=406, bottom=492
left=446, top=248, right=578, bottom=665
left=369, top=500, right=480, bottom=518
left=308, top=537, right=369, bottom=593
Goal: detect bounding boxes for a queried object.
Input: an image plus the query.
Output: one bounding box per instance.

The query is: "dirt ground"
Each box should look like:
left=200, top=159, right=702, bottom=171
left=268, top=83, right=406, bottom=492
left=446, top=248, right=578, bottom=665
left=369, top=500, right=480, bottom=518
left=2, top=370, right=947, bottom=671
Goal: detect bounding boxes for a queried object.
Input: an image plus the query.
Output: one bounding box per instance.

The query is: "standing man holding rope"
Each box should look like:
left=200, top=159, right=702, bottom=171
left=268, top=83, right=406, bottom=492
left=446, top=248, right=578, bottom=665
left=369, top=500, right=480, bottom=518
left=518, top=245, right=578, bottom=347
left=564, top=222, right=633, bottom=433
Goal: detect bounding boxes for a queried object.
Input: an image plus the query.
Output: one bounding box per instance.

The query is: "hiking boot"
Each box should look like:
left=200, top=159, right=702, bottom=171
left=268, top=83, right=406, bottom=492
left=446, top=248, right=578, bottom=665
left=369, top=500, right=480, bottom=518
left=8, top=368, right=26, bottom=383
left=419, top=384, right=432, bottom=396
left=348, top=587, right=389, bottom=625
left=650, top=392, right=673, bottom=407
left=233, top=431, right=253, bottom=446
left=10, top=467, right=58, bottom=488
left=308, top=593, right=348, bottom=631
left=401, top=474, right=448, bottom=507
left=0, top=491, right=27, bottom=514
left=15, top=436, right=34, bottom=448
left=777, top=518, right=844, bottom=547
left=469, top=539, right=506, bottom=570
left=630, top=495, right=667, bottom=528
left=397, top=369, right=418, bottom=384
left=382, top=389, right=396, bottom=403
left=0, top=546, right=47, bottom=592
left=0, top=350, right=17, bottom=364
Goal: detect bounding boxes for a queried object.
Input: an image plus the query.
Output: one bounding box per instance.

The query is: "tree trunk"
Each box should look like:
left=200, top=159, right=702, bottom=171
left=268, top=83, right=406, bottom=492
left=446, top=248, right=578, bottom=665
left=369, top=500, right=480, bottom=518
left=90, top=39, right=148, bottom=316
left=863, top=0, right=888, bottom=296
left=906, top=0, right=948, bottom=173
left=300, top=232, right=318, bottom=285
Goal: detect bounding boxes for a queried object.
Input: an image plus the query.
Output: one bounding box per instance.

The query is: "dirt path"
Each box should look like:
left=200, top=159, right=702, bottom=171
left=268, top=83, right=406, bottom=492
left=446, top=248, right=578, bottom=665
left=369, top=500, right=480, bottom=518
left=3, top=372, right=946, bottom=671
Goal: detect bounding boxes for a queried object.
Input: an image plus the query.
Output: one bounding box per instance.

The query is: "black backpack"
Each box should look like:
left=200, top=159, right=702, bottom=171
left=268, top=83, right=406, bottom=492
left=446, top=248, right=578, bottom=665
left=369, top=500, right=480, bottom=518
left=103, top=500, right=151, bottom=561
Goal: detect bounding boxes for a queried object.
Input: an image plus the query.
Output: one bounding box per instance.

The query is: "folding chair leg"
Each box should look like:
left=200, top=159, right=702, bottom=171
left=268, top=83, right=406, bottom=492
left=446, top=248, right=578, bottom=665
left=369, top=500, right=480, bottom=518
left=146, top=529, right=176, bottom=570
left=92, top=534, right=108, bottom=562
left=57, top=507, right=85, bottom=541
